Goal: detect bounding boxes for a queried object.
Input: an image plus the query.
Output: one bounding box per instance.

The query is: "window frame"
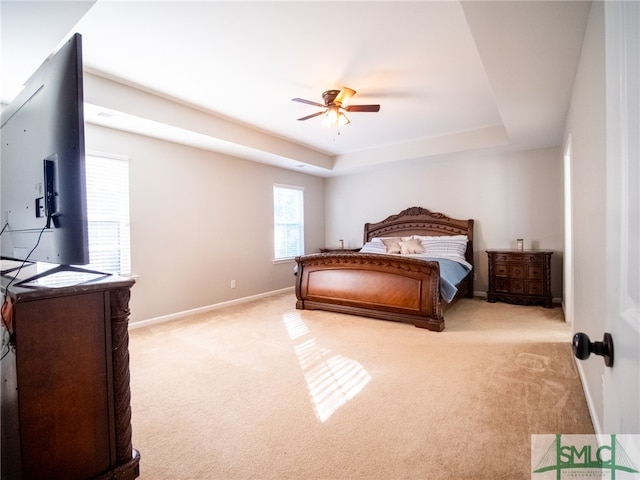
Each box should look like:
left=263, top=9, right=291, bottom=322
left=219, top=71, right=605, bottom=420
left=273, top=183, right=304, bottom=262
left=83, top=151, right=132, bottom=276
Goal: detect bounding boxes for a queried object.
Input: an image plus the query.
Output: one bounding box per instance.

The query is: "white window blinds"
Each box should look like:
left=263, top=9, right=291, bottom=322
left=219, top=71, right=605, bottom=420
left=84, top=153, right=131, bottom=275
left=273, top=184, right=304, bottom=260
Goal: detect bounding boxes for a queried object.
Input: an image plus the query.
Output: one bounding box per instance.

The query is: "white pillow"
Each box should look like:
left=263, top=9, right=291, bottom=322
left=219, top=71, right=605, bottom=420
left=415, top=235, right=468, bottom=261
left=360, top=241, right=388, bottom=254
left=371, top=236, right=412, bottom=244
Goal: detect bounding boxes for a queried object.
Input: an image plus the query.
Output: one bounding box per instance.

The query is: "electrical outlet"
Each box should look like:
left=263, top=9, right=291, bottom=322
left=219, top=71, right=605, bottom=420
left=230, top=280, right=236, bottom=289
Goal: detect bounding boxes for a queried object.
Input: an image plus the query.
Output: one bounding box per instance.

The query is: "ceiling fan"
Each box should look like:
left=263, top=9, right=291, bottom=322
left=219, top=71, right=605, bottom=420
left=292, top=87, right=380, bottom=126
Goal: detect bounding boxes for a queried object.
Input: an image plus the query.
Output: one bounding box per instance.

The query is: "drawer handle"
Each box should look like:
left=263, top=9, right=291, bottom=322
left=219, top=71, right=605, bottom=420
left=572, top=332, right=614, bottom=367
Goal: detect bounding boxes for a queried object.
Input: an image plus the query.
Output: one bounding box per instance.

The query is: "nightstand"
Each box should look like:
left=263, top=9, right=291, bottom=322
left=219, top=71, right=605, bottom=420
left=486, top=250, right=553, bottom=308
left=319, top=247, right=361, bottom=253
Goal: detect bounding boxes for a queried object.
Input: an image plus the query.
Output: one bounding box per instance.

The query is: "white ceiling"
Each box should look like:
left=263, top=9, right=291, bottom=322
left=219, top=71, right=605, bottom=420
left=1, top=0, right=591, bottom=176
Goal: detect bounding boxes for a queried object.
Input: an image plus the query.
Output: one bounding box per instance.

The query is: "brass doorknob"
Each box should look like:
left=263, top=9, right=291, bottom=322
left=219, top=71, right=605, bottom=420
left=572, top=332, right=614, bottom=367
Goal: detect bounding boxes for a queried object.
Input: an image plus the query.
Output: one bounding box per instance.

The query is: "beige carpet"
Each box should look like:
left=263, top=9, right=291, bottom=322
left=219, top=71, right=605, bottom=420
left=128, top=293, right=593, bottom=480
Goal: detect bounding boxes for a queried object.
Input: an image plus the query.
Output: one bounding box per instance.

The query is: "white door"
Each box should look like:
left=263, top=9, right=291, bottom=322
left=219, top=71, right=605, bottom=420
left=602, top=0, right=640, bottom=434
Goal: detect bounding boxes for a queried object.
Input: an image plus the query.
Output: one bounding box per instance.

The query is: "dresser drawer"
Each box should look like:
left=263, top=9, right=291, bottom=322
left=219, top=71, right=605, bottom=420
left=521, top=254, right=543, bottom=264
left=495, top=277, right=510, bottom=292
left=527, top=280, right=544, bottom=295
left=510, top=265, right=526, bottom=278
left=493, top=253, right=542, bottom=264
left=510, top=279, right=525, bottom=294
left=493, top=253, right=516, bottom=262
left=528, top=265, right=544, bottom=279
left=494, top=264, right=509, bottom=277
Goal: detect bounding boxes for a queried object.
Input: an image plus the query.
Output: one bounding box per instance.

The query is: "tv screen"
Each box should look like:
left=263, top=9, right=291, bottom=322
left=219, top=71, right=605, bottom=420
left=1, top=33, right=89, bottom=266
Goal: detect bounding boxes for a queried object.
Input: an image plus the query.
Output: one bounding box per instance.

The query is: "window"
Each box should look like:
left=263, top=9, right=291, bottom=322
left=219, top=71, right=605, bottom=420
left=84, top=153, right=131, bottom=275
left=273, top=184, right=304, bottom=260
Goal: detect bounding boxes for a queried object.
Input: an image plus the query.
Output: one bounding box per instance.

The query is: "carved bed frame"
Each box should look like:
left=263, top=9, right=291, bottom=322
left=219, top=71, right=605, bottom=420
left=295, top=207, right=474, bottom=331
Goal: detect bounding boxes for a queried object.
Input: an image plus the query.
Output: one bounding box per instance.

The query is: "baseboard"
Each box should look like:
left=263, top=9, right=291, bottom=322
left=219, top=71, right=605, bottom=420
left=574, top=358, right=602, bottom=434
left=128, top=286, right=295, bottom=330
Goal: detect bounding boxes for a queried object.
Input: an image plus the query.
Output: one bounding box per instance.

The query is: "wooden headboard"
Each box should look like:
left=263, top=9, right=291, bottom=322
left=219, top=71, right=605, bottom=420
left=363, top=206, right=475, bottom=292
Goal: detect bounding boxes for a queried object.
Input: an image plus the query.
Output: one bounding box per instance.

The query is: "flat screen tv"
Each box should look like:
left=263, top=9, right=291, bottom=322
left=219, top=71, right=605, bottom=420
left=1, top=33, right=89, bottom=268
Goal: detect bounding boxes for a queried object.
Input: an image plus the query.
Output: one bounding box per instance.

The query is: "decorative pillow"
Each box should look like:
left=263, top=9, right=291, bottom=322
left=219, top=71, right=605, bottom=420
left=381, top=237, right=403, bottom=254
left=371, top=236, right=412, bottom=244
left=415, top=235, right=468, bottom=261
left=399, top=238, right=425, bottom=254
left=359, top=241, right=387, bottom=254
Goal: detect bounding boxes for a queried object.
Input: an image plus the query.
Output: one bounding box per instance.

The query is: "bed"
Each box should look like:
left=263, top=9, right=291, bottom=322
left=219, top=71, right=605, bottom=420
left=294, top=207, right=474, bottom=331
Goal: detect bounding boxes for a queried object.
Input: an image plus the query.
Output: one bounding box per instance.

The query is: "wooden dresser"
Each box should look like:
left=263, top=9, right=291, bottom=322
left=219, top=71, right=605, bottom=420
left=486, top=250, right=553, bottom=308
left=1, top=271, right=140, bottom=480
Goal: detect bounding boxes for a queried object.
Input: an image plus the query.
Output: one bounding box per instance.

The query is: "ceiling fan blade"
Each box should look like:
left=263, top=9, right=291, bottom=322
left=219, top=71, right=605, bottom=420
left=297, top=110, right=326, bottom=121
left=345, top=104, right=381, bottom=112
left=334, top=87, right=356, bottom=106
left=292, top=97, right=325, bottom=108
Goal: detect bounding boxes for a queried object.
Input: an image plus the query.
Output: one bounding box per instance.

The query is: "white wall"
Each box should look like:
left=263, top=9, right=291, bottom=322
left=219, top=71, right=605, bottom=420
left=86, top=124, right=325, bottom=324
left=325, top=146, right=564, bottom=297
left=563, top=1, right=606, bottom=430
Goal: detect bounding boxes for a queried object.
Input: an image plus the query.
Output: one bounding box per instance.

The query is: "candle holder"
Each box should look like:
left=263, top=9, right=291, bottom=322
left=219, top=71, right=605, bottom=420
left=516, top=239, right=524, bottom=252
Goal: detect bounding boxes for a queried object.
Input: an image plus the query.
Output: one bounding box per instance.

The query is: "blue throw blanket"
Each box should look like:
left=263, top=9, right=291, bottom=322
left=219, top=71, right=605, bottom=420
left=428, top=257, right=470, bottom=302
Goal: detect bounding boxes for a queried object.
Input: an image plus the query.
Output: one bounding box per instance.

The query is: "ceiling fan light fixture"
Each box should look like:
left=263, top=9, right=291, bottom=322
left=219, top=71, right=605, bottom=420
left=337, top=111, right=350, bottom=126
left=322, top=106, right=350, bottom=127
left=334, top=87, right=356, bottom=107
left=323, top=105, right=338, bottom=126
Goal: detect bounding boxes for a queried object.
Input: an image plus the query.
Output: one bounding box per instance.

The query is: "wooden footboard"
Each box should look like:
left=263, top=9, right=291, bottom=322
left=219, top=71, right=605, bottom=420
left=295, top=253, right=445, bottom=331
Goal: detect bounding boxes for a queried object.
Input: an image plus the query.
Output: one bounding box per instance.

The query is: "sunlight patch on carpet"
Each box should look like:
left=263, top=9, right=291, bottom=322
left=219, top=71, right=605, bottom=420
left=282, top=311, right=310, bottom=340
left=283, top=311, right=371, bottom=422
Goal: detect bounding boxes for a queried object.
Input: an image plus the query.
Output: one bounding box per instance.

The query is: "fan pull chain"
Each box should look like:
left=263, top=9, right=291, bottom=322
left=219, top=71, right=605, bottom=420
left=332, top=128, right=342, bottom=141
